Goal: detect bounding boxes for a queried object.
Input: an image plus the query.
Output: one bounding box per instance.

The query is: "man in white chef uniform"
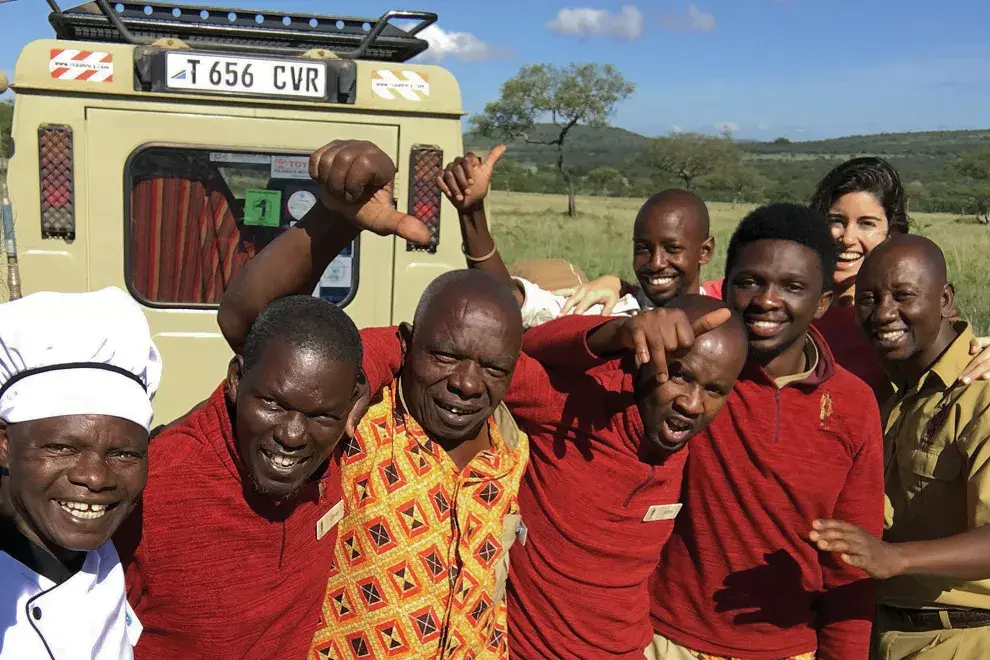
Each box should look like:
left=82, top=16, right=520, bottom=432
left=0, top=287, right=161, bottom=659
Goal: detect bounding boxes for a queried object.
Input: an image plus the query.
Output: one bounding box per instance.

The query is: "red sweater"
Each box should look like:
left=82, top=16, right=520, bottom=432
left=649, top=327, right=884, bottom=660
left=812, top=302, right=889, bottom=400
left=360, top=318, right=688, bottom=659
left=114, top=384, right=344, bottom=660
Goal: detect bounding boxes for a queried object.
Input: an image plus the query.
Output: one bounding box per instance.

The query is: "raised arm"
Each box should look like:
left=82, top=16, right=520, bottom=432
left=435, top=145, right=523, bottom=306
left=218, top=140, right=429, bottom=352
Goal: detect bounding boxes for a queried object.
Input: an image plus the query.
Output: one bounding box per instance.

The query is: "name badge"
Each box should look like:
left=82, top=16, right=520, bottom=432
left=316, top=500, right=345, bottom=540
left=643, top=503, right=682, bottom=522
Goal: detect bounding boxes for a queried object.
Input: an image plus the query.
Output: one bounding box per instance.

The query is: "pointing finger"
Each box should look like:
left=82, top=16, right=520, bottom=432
left=691, top=308, right=732, bottom=336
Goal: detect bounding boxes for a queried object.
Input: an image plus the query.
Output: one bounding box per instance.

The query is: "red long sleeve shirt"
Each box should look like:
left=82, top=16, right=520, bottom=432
left=114, top=384, right=345, bottom=660
left=360, top=316, right=690, bottom=659
left=648, top=327, right=884, bottom=660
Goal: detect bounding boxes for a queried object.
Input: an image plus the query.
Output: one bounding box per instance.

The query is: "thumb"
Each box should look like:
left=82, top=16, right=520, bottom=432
left=387, top=209, right=432, bottom=245
left=485, top=144, right=507, bottom=169
left=691, top=308, right=732, bottom=335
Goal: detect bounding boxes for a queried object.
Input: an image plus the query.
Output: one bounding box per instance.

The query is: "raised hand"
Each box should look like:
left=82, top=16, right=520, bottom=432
left=436, top=145, right=506, bottom=212
left=620, top=306, right=732, bottom=380
left=310, top=140, right=430, bottom=244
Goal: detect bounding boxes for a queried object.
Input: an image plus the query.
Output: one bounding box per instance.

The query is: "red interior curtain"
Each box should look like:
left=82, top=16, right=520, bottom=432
left=129, top=174, right=254, bottom=304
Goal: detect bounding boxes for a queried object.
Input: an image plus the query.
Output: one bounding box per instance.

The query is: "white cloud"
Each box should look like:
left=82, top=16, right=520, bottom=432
left=715, top=121, right=740, bottom=133
left=660, top=3, right=716, bottom=32
left=670, top=125, right=684, bottom=133
left=688, top=4, right=716, bottom=31
left=417, top=25, right=499, bottom=62
left=546, top=6, right=644, bottom=40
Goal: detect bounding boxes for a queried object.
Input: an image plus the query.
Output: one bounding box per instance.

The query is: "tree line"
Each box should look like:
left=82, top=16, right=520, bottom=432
left=472, top=63, right=990, bottom=223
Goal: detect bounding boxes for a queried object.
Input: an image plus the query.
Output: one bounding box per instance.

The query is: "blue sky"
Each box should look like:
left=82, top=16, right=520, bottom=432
left=3, top=0, right=990, bottom=140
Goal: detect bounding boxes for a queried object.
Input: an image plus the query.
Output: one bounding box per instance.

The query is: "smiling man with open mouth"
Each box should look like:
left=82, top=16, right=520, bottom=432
left=0, top=287, right=160, bottom=659
left=114, top=293, right=364, bottom=660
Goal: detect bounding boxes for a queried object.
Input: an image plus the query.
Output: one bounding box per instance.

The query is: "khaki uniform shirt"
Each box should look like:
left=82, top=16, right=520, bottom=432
left=881, top=322, right=990, bottom=610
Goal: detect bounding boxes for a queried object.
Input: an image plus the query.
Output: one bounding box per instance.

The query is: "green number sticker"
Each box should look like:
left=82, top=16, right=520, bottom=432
left=243, top=189, right=282, bottom=227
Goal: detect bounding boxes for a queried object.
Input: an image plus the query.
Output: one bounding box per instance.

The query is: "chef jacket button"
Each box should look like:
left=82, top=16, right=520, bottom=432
left=32, top=606, right=41, bottom=620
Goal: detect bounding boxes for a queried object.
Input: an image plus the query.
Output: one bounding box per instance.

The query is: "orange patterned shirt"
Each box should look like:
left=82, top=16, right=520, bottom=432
left=308, top=382, right=529, bottom=660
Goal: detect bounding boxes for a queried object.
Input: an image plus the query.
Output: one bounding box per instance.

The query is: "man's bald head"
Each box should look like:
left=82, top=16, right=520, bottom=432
left=862, top=234, right=947, bottom=287
left=631, top=190, right=714, bottom=307
left=635, top=189, right=710, bottom=238
left=412, top=269, right=522, bottom=331
left=401, top=270, right=523, bottom=445
left=667, top=293, right=748, bottom=357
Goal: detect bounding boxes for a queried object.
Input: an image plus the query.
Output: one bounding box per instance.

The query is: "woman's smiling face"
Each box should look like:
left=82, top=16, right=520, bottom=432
left=828, top=191, right=891, bottom=287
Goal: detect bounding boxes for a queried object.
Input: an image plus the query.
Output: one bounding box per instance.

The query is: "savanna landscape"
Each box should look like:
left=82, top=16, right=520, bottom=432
left=487, top=190, right=990, bottom=335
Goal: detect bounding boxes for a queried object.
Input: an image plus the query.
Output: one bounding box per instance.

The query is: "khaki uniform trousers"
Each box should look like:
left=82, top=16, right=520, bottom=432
left=873, top=606, right=990, bottom=660
left=644, top=633, right=815, bottom=660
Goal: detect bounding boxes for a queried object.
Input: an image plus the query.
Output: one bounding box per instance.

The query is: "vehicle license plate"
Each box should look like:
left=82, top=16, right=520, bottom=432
left=165, top=53, right=327, bottom=99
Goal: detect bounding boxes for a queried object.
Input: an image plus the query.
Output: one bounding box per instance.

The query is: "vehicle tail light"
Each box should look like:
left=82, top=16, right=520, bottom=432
left=406, top=145, right=442, bottom=254
left=39, top=125, right=75, bottom=239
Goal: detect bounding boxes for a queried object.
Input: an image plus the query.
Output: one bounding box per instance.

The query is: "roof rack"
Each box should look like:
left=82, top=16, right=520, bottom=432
left=46, top=1, right=437, bottom=63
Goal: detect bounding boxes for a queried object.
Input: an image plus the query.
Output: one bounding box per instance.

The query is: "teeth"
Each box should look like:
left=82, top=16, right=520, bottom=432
left=440, top=403, right=471, bottom=415
left=839, top=252, right=862, bottom=261
left=56, top=500, right=109, bottom=519
left=879, top=330, right=906, bottom=341
left=265, top=451, right=302, bottom=469
left=649, top=276, right=675, bottom=286
left=751, top=321, right=780, bottom=329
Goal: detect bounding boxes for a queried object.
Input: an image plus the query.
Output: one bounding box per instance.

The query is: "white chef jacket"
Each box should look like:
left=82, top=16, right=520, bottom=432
left=0, top=540, right=141, bottom=660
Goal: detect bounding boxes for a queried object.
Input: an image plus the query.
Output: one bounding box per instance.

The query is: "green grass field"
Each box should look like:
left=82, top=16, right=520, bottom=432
left=487, top=191, right=990, bottom=335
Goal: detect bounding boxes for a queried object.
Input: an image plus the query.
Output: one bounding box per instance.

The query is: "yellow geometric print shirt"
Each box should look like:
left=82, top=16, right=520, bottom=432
left=309, top=381, right=529, bottom=660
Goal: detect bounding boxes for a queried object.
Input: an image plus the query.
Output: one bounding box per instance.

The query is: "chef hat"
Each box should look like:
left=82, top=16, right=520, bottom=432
left=0, top=287, right=162, bottom=432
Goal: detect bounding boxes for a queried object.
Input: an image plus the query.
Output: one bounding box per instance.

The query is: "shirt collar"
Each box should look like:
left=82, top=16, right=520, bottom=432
left=773, top=337, right=820, bottom=389
left=898, top=321, right=973, bottom=394
left=0, top=516, right=83, bottom=585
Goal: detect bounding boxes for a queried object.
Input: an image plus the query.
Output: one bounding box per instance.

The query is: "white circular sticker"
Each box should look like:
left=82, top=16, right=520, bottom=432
left=286, top=190, right=318, bottom=221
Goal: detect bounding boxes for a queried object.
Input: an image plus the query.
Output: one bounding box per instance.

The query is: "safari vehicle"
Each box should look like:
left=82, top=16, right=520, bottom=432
left=2, top=0, right=466, bottom=424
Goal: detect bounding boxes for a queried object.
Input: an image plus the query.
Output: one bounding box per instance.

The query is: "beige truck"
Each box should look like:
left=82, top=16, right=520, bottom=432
left=2, top=0, right=467, bottom=425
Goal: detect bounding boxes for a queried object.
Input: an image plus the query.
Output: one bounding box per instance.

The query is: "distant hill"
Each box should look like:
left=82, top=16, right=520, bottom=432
left=465, top=124, right=990, bottom=171
left=742, top=130, right=990, bottom=157
left=465, top=125, right=650, bottom=171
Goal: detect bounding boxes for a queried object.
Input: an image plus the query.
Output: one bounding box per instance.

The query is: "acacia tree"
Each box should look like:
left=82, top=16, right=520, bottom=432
left=472, top=63, right=634, bottom=216
left=946, top=149, right=990, bottom=224
left=643, top=131, right=744, bottom=191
